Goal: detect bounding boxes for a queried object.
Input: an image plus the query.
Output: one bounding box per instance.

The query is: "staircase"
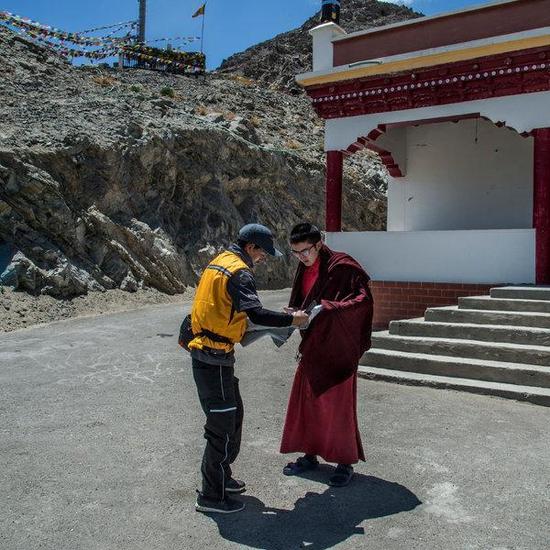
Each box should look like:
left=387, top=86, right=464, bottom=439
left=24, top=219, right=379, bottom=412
left=359, top=287, right=550, bottom=406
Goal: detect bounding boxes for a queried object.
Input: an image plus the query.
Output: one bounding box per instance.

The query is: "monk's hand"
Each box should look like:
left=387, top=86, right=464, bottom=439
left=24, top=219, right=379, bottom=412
left=283, top=307, right=296, bottom=314
left=291, top=310, right=309, bottom=329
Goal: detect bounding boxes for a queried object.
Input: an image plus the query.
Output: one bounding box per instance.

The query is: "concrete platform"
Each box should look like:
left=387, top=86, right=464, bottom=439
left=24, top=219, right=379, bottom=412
left=358, top=365, right=550, bottom=407
left=362, top=347, right=550, bottom=389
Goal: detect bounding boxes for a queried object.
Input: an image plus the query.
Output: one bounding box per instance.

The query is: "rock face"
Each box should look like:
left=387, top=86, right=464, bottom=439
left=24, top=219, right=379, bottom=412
left=219, top=0, right=421, bottom=92
left=0, top=4, right=395, bottom=298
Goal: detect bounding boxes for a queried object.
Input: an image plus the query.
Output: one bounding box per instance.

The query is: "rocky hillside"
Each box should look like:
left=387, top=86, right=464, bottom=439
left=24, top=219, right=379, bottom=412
left=0, top=24, right=387, bottom=298
left=219, top=0, right=421, bottom=92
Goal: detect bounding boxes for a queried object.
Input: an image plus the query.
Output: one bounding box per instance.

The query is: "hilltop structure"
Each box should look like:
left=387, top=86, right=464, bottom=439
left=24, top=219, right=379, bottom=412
left=298, top=0, right=550, bottom=328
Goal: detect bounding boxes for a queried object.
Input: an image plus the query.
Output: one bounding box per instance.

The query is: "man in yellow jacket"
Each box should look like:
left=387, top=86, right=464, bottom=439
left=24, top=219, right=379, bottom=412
left=190, top=224, right=308, bottom=514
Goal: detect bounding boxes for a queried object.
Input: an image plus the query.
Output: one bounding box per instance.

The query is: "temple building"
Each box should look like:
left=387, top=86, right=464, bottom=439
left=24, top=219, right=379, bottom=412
left=298, top=0, right=550, bottom=329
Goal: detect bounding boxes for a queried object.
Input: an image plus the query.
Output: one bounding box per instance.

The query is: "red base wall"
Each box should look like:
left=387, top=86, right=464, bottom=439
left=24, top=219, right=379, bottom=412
left=370, top=281, right=495, bottom=330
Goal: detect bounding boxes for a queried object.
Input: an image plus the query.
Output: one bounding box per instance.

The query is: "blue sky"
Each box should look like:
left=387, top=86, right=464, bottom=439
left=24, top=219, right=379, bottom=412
left=1, top=1, right=490, bottom=69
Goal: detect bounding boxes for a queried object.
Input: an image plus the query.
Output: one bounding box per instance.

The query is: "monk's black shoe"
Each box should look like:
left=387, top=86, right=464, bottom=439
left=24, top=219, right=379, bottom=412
left=328, top=464, right=354, bottom=487
left=225, top=478, right=246, bottom=493
left=283, top=454, right=319, bottom=476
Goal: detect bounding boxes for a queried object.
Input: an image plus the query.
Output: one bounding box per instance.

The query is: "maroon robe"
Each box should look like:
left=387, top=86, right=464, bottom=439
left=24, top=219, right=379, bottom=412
left=280, top=245, right=373, bottom=464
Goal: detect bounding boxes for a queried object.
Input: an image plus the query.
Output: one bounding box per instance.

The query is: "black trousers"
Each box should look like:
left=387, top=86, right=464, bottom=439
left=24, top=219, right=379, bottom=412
left=192, top=358, right=244, bottom=500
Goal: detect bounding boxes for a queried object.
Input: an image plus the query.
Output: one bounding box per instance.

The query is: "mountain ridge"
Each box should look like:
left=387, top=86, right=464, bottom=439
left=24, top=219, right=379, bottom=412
left=219, top=0, right=421, bottom=92
left=0, top=1, right=417, bottom=298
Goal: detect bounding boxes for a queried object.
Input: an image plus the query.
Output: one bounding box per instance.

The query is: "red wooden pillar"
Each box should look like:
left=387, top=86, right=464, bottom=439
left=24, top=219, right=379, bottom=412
left=326, top=150, right=343, bottom=232
left=533, top=128, right=550, bottom=284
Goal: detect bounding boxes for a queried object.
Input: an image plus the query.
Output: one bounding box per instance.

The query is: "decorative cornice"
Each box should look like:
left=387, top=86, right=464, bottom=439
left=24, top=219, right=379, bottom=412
left=300, top=34, right=550, bottom=88
left=305, top=46, right=550, bottom=119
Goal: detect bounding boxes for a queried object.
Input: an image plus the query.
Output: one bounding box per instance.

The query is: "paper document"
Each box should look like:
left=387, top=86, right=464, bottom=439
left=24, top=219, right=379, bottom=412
left=240, top=304, right=323, bottom=348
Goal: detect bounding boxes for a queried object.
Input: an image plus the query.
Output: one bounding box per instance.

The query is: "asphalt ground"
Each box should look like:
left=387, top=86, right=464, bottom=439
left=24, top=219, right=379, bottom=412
left=1, top=290, right=549, bottom=550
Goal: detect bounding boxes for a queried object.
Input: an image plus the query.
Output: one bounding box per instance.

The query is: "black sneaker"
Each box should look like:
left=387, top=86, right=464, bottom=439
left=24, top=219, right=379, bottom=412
left=195, top=493, right=245, bottom=514
left=225, top=478, right=246, bottom=494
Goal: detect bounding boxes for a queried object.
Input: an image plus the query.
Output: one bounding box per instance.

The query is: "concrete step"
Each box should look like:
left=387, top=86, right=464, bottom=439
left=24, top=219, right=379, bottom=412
left=459, top=296, right=550, bottom=314
left=371, top=332, right=550, bottom=367
left=425, top=306, right=550, bottom=329
left=360, top=348, right=550, bottom=388
left=491, top=286, right=550, bottom=301
left=358, top=365, right=550, bottom=407
left=389, top=319, right=550, bottom=347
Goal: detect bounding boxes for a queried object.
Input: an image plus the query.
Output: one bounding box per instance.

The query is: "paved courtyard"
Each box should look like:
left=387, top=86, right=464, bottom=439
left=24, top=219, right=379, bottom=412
left=1, top=290, right=549, bottom=549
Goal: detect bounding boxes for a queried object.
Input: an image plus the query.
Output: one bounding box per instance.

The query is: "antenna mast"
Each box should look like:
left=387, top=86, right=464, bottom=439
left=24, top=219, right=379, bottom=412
left=138, top=0, right=147, bottom=42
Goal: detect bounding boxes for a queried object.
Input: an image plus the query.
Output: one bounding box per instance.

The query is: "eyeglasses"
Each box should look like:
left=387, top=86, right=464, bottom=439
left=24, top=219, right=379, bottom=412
left=290, top=244, right=317, bottom=258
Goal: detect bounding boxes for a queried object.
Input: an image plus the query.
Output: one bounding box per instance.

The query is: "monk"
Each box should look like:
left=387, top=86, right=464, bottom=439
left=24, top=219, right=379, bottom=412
left=280, top=222, right=373, bottom=486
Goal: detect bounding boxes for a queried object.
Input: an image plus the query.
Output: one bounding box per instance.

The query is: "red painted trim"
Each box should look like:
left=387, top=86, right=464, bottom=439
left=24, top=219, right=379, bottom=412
left=370, top=280, right=496, bottom=330
left=307, top=46, right=550, bottom=120
left=346, top=123, right=407, bottom=177
left=334, top=0, right=550, bottom=65
left=533, top=128, right=550, bottom=284
left=342, top=113, right=531, bottom=178
left=326, top=151, right=343, bottom=232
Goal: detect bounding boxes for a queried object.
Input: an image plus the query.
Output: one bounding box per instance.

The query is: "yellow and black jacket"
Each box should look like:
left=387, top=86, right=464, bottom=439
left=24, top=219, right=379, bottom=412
left=189, top=250, right=251, bottom=353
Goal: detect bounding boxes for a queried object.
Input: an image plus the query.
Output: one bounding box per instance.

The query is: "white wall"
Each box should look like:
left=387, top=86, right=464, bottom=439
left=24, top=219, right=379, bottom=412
left=326, top=229, right=536, bottom=284
left=387, top=118, right=534, bottom=231
left=310, top=22, right=346, bottom=72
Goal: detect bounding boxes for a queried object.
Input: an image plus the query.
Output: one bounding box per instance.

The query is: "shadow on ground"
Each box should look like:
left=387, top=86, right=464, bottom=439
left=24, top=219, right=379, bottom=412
left=207, top=470, right=421, bottom=549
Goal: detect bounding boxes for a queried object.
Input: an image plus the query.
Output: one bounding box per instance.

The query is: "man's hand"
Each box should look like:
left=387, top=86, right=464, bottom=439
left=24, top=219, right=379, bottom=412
left=291, top=310, right=309, bottom=329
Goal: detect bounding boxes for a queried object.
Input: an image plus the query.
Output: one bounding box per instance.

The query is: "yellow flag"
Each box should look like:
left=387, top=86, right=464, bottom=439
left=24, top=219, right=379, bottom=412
left=192, top=3, right=206, bottom=18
